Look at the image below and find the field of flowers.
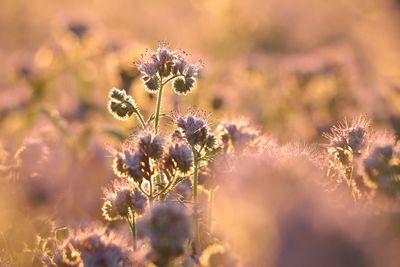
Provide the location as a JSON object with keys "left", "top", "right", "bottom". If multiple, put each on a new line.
{"left": 0, "top": 0, "right": 400, "bottom": 266}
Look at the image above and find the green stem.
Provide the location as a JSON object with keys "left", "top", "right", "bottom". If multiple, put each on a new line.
{"left": 138, "top": 183, "right": 151, "bottom": 198}
{"left": 154, "top": 172, "right": 178, "bottom": 198}
{"left": 135, "top": 110, "right": 146, "bottom": 129}
{"left": 125, "top": 101, "right": 146, "bottom": 129}
{"left": 126, "top": 214, "right": 137, "bottom": 250}
{"left": 154, "top": 82, "right": 163, "bottom": 134}
{"left": 155, "top": 161, "right": 162, "bottom": 193}
{"left": 161, "top": 74, "right": 184, "bottom": 87}
{"left": 149, "top": 176, "right": 154, "bottom": 208}
{"left": 192, "top": 148, "right": 200, "bottom": 254}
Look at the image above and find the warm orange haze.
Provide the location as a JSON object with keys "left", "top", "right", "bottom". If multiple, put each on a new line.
{"left": 0, "top": 0, "right": 400, "bottom": 266}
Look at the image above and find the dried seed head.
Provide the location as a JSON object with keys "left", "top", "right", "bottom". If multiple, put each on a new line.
{"left": 107, "top": 87, "right": 138, "bottom": 120}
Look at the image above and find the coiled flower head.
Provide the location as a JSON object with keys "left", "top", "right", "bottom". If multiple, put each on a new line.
{"left": 135, "top": 43, "right": 202, "bottom": 94}
{"left": 362, "top": 136, "right": 400, "bottom": 197}
{"left": 162, "top": 142, "right": 193, "bottom": 181}
{"left": 137, "top": 132, "right": 164, "bottom": 160}
{"left": 176, "top": 113, "right": 210, "bottom": 147}
{"left": 102, "top": 179, "right": 148, "bottom": 221}
{"left": 217, "top": 118, "right": 268, "bottom": 154}
{"left": 53, "top": 226, "right": 131, "bottom": 267}
{"left": 324, "top": 117, "right": 370, "bottom": 179}
{"left": 107, "top": 87, "right": 138, "bottom": 120}
{"left": 112, "top": 141, "right": 155, "bottom": 184}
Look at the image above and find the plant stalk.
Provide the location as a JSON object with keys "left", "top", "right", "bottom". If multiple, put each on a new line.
{"left": 192, "top": 148, "right": 200, "bottom": 254}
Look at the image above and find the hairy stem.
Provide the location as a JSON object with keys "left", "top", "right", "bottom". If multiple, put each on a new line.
{"left": 135, "top": 110, "right": 146, "bottom": 129}
{"left": 154, "top": 81, "right": 164, "bottom": 134}
{"left": 125, "top": 101, "right": 146, "bottom": 129}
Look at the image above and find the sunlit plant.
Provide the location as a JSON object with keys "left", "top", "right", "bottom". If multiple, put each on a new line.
{"left": 104, "top": 43, "right": 223, "bottom": 264}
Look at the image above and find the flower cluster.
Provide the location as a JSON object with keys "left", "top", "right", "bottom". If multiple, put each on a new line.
{"left": 217, "top": 118, "right": 271, "bottom": 154}
{"left": 101, "top": 44, "right": 247, "bottom": 266}
{"left": 324, "top": 117, "right": 370, "bottom": 171}
{"left": 102, "top": 179, "right": 147, "bottom": 221}
{"left": 112, "top": 136, "right": 158, "bottom": 185}
{"left": 135, "top": 43, "right": 202, "bottom": 95}
{"left": 324, "top": 118, "right": 400, "bottom": 200}
{"left": 52, "top": 227, "right": 132, "bottom": 267}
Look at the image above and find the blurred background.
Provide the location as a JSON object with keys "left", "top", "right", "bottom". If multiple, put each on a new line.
{"left": 1, "top": 0, "right": 400, "bottom": 266}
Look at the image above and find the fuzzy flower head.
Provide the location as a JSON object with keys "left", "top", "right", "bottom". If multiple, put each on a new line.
{"left": 134, "top": 43, "right": 202, "bottom": 95}
{"left": 162, "top": 141, "right": 193, "bottom": 181}
{"left": 323, "top": 117, "right": 371, "bottom": 182}
{"left": 136, "top": 132, "right": 164, "bottom": 160}
{"left": 217, "top": 118, "right": 268, "bottom": 154}
{"left": 112, "top": 140, "right": 155, "bottom": 184}
{"left": 362, "top": 134, "right": 400, "bottom": 197}
{"left": 14, "top": 138, "right": 49, "bottom": 178}
{"left": 102, "top": 179, "right": 148, "bottom": 221}
{"left": 141, "top": 203, "right": 192, "bottom": 266}
{"left": 324, "top": 117, "right": 370, "bottom": 159}
{"left": 200, "top": 244, "right": 240, "bottom": 267}
{"left": 175, "top": 112, "right": 210, "bottom": 147}
{"left": 107, "top": 87, "right": 138, "bottom": 120}
{"left": 53, "top": 226, "right": 131, "bottom": 267}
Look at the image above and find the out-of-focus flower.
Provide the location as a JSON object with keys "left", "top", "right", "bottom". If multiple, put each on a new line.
{"left": 53, "top": 226, "right": 131, "bottom": 267}
{"left": 200, "top": 243, "right": 240, "bottom": 267}
{"left": 141, "top": 203, "right": 192, "bottom": 266}
{"left": 217, "top": 118, "right": 273, "bottom": 154}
